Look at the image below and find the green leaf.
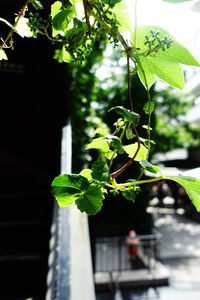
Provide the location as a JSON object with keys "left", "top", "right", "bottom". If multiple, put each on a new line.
{"left": 136, "top": 55, "right": 156, "bottom": 90}
{"left": 70, "top": 0, "right": 82, "bottom": 3}
{"left": 126, "top": 123, "right": 136, "bottom": 140}
{"left": 109, "top": 106, "right": 140, "bottom": 126}
{"left": 165, "top": 176, "right": 200, "bottom": 211}
{"left": 162, "top": 0, "right": 192, "bottom": 3}
{"left": 51, "top": 1, "right": 62, "bottom": 18}
{"left": 51, "top": 174, "right": 89, "bottom": 207}
{"left": 122, "top": 186, "right": 140, "bottom": 201}
{"left": 134, "top": 26, "right": 200, "bottom": 66}
{"left": 106, "top": 135, "right": 124, "bottom": 154}
{"left": 101, "top": 0, "right": 122, "bottom": 4}
{"left": 105, "top": 150, "right": 117, "bottom": 160}
{"left": 122, "top": 189, "right": 136, "bottom": 201}
{"left": 53, "top": 188, "right": 81, "bottom": 207}
{"left": 79, "top": 169, "right": 92, "bottom": 181}
{"left": 142, "top": 125, "right": 152, "bottom": 131}
{"left": 75, "top": 185, "right": 104, "bottom": 215}
{"left": 139, "top": 160, "right": 161, "bottom": 174}
{"left": 94, "top": 127, "right": 108, "bottom": 136}
{"left": 143, "top": 102, "right": 155, "bottom": 114}
{"left": 51, "top": 1, "right": 63, "bottom": 37}
{"left": 136, "top": 53, "right": 184, "bottom": 89}
{"left": 52, "top": 174, "right": 89, "bottom": 190}
{"left": 123, "top": 143, "right": 148, "bottom": 161}
{"left": 133, "top": 26, "right": 200, "bottom": 89}
{"left": 52, "top": 6, "right": 75, "bottom": 31}
{"left": 62, "top": 47, "right": 74, "bottom": 63}
{"left": 86, "top": 137, "right": 109, "bottom": 152}
{"left": 92, "top": 160, "right": 110, "bottom": 183}
{"left": 111, "top": 0, "right": 131, "bottom": 33}
{"left": 29, "top": 0, "right": 43, "bottom": 10}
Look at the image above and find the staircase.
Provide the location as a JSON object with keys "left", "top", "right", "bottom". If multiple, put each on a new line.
{"left": 0, "top": 188, "right": 53, "bottom": 300}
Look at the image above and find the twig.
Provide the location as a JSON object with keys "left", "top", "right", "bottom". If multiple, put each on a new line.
{"left": 83, "top": 0, "right": 92, "bottom": 35}
{"left": 0, "top": 0, "right": 29, "bottom": 51}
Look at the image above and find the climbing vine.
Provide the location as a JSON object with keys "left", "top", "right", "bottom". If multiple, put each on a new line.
{"left": 1, "top": 0, "right": 200, "bottom": 214}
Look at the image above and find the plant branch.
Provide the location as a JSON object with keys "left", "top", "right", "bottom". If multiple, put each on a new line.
{"left": 83, "top": 0, "right": 92, "bottom": 35}
{"left": 114, "top": 175, "right": 164, "bottom": 190}
{"left": 0, "top": 1, "right": 29, "bottom": 51}
{"left": 127, "top": 53, "right": 133, "bottom": 111}
{"left": 111, "top": 127, "right": 141, "bottom": 179}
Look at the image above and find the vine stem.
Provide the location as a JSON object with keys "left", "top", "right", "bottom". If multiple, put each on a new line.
{"left": 0, "top": 1, "right": 29, "bottom": 51}
{"left": 127, "top": 53, "right": 133, "bottom": 111}
{"left": 112, "top": 176, "right": 164, "bottom": 190}
{"left": 83, "top": 0, "right": 92, "bottom": 35}
{"left": 111, "top": 50, "right": 141, "bottom": 179}
{"left": 135, "top": 58, "right": 152, "bottom": 158}
{"left": 133, "top": 0, "right": 138, "bottom": 47}
{"left": 109, "top": 124, "right": 127, "bottom": 169}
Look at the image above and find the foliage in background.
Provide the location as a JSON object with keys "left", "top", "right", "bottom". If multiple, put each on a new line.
{"left": 152, "top": 88, "right": 200, "bottom": 153}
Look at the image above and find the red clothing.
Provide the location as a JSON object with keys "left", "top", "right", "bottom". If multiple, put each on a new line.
{"left": 128, "top": 245, "right": 137, "bottom": 256}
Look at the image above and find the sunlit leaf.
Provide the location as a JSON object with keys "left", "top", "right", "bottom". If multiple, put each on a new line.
{"left": 86, "top": 137, "right": 109, "bottom": 152}
{"left": 105, "top": 150, "right": 117, "bottom": 160}
{"left": 15, "top": 17, "right": 33, "bottom": 38}
{"left": 51, "top": 174, "right": 89, "bottom": 207}
{"left": 51, "top": 1, "right": 63, "bottom": 36}
{"left": 123, "top": 143, "right": 148, "bottom": 161}
{"left": 75, "top": 185, "right": 104, "bottom": 215}
{"left": 165, "top": 176, "right": 200, "bottom": 211}
{"left": 94, "top": 127, "right": 108, "bottom": 136}
{"left": 111, "top": 0, "right": 131, "bottom": 33}
{"left": 62, "top": 47, "right": 74, "bottom": 62}
{"left": 80, "top": 169, "right": 92, "bottom": 181}
{"left": 0, "top": 49, "right": 8, "bottom": 60}
{"left": 133, "top": 26, "right": 200, "bottom": 89}
{"left": 136, "top": 55, "right": 156, "bottom": 90}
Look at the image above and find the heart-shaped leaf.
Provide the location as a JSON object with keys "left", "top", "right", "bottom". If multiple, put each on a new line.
{"left": 51, "top": 174, "right": 89, "bottom": 207}
{"left": 165, "top": 176, "right": 200, "bottom": 211}
{"left": 75, "top": 185, "right": 104, "bottom": 215}
{"left": 133, "top": 26, "right": 200, "bottom": 89}
{"left": 109, "top": 106, "right": 140, "bottom": 126}
{"left": 123, "top": 143, "right": 148, "bottom": 161}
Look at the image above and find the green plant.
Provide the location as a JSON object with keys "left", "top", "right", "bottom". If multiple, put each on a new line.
{"left": 1, "top": 0, "right": 200, "bottom": 214}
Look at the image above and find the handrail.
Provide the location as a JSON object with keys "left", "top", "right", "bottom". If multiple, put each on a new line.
{"left": 46, "top": 122, "right": 96, "bottom": 300}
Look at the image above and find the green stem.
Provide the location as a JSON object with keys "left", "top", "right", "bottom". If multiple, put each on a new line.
{"left": 115, "top": 176, "right": 164, "bottom": 190}
{"left": 133, "top": 0, "right": 138, "bottom": 47}
{"left": 134, "top": 57, "right": 153, "bottom": 180}
{"left": 109, "top": 124, "right": 127, "bottom": 169}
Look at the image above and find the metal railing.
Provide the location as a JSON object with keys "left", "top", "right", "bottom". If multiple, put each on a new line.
{"left": 95, "top": 233, "right": 161, "bottom": 275}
